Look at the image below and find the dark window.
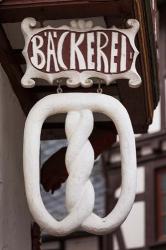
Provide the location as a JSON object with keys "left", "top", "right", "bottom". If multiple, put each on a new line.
{"left": 156, "top": 168, "right": 166, "bottom": 240}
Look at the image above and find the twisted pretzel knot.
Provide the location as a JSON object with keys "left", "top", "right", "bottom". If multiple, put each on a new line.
{"left": 23, "top": 93, "right": 137, "bottom": 236}
{"left": 65, "top": 110, "right": 95, "bottom": 223}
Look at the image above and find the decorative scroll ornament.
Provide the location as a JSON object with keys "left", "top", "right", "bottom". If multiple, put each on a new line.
{"left": 21, "top": 18, "right": 141, "bottom": 88}
{"left": 23, "top": 93, "right": 137, "bottom": 236}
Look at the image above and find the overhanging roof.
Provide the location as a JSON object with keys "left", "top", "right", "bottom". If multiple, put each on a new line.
{"left": 0, "top": 0, "right": 159, "bottom": 137}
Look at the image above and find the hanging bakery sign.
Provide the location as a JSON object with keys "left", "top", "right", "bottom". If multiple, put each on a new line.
{"left": 21, "top": 18, "right": 141, "bottom": 88}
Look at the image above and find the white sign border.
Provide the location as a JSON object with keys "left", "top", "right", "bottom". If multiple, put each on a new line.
{"left": 21, "top": 18, "right": 141, "bottom": 88}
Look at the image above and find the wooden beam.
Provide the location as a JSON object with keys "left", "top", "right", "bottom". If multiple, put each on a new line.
{"left": 0, "top": 24, "right": 35, "bottom": 115}
{"left": 117, "top": 80, "right": 149, "bottom": 133}
{"left": 41, "top": 121, "right": 117, "bottom": 140}
{"left": 134, "top": 0, "right": 155, "bottom": 120}
{"left": 0, "top": 0, "right": 132, "bottom": 23}
{"left": 42, "top": 231, "right": 94, "bottom": 242}
{"left": 33, "top": 84, "right": 118, "bottom": 96}
{"left": 159, "top": 7, "right": 166, "bottom": 129}
{"left": 104, "top": 130, "right": 166, "bottom": 170}
{"left": 12, "top": 49, "right": 25, "bottom": 65}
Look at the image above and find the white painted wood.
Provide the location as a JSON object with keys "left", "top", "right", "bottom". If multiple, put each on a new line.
{"left": 41, "top": 241, "right": 60, "bottom": 250}
{"left": 148, "top": 100, "right": 161, "bottom": 133}
{"left": 141, "top": 146, "right": 153, "bottom": 156}
{"left": 115, "top": 166, "right": 145, "bottom": 197}
{"left": 136, "top": 167, "right": 145, "bottom": 194}
{"left": 66, "top": 237, "right": 98, "bottom": 250}
{"left": 121, "top": 202, "right": 145, "bottom": 248}
{"left": 110, "top": 32, "right": 118, "bottom": 73}
{"left": 23, "top": 93, "right": 137, "bottom": 236}
{"left": 113, "top": 235, "right": 120, "bottom": 250}
{"left": 120, "top": 35, "right": 127, "bottom": 71}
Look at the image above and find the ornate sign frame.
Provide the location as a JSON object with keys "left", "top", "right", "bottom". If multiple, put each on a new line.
{"left": 21, "top": 18, "right": 141, "bottom": 88}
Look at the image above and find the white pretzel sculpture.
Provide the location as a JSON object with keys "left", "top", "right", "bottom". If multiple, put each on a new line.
{"left": 23, "top": 93, "right": 137, "bottom": 236}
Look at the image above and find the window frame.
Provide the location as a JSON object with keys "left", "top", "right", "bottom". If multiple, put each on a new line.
{"left": 156, "top": 168, "right": 166, "bottom": 241}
